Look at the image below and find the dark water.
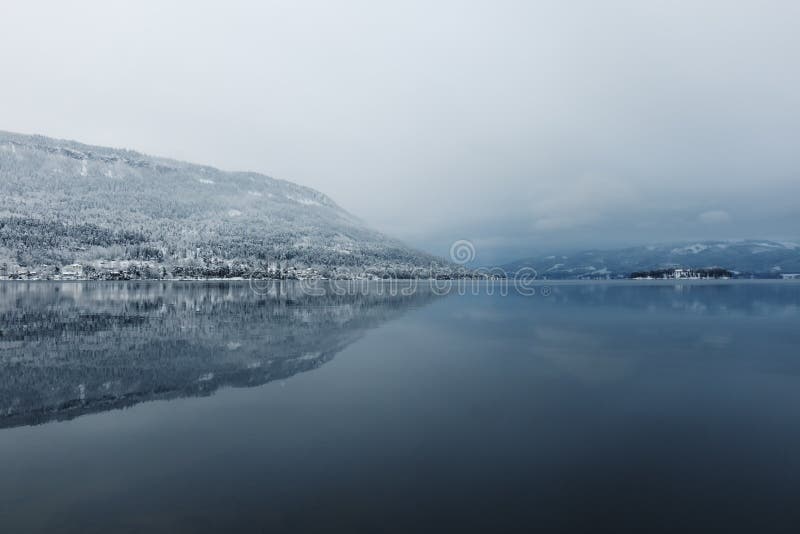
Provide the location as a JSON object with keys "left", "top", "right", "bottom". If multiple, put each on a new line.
{"left": 1, "top": 281, "right": 800, "bottom": 533}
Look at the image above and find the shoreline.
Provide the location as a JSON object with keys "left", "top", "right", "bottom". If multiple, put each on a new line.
{"left": 1, "top": 278, "right": 797, "bottom": 284}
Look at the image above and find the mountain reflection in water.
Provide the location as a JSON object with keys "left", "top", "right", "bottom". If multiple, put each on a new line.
{"left": 0, "top": 281, "right": 438, "bottom": 428}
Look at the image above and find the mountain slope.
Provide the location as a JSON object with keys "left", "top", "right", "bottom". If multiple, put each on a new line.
{"left": 0, "top": 130, "right": 449, "bottom": 278}
{"left": 502, "top": 240, "right": 800, "bottom": 279}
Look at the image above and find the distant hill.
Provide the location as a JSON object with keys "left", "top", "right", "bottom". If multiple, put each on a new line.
{"left": 501, "top": 240, "right": 800, "bottom": 279}
{"left": 0, "top": 130, "right": 451, "bottom": 279}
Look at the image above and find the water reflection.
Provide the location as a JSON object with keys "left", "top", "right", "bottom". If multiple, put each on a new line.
{"left": 2, "top": 281, "right": 800, "bottom": 532}
{"left": 450, "top": 281, "right": 800, "bottom": 384}
{"left": 0, "top": 281, "right": 438, "bottom": 428}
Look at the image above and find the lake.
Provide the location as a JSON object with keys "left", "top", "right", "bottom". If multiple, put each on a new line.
{"left": 1, "top": 280, "right": 800, "bottom": 533}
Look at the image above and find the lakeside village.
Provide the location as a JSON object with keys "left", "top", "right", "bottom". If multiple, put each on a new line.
{"left": 629, "top": 268, "right": 800, "bottom": 280}
{"left": 631, "top": 267, "right": 736, "bottom": 280}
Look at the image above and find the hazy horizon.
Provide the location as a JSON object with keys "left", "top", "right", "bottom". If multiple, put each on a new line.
{"left": 3, "top": 1, "right": 799, "bottom": 264}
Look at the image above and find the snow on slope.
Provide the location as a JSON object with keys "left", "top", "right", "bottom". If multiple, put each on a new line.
{"left": 0, "top": 130, "right": 449, "bottom": 277}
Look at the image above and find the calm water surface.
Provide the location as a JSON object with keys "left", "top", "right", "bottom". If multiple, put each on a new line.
{"left": 1, "top": 281, "right": 800, "bottom": 533}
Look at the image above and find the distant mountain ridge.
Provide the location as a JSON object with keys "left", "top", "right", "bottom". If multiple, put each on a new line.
{"left": 0, "top": 130, "right": 452, "bottom": 279}
{"left": 501, "top": 240, "right": 800, "bottom": 279}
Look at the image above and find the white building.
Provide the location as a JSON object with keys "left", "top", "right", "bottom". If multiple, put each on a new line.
{"left": 673, "top": 268, "right": 701, "bottom": 279}
{"left": 61, "top": 264, "right": 84, "bottom": 278}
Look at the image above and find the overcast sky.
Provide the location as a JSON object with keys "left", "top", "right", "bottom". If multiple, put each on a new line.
{"left": 2, "top": 0, "right": 799, "bottom": 264}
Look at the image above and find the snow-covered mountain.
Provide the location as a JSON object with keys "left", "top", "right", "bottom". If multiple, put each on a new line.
{"left": 501, "top": 240, "right": 800, "bottom": 279}
{"left": 0, "top": 130, "right": 450, "bottom": 278}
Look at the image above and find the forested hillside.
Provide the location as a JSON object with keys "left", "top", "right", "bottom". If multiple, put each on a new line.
{"left": 0, "top": 131, "right": 451, "bottom": 279}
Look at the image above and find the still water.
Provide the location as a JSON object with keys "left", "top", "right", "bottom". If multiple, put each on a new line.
{"left": 1, "top": 281, "right": 799, "bottom": 533}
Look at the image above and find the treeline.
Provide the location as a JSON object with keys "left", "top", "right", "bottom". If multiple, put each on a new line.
{"left": 0, "top": 217, "right": 147, "bottom": 248}
{"left": 0, "top": 214, "right": 454, "bottom": 277}
{"left": 0, "top": 217, "right": 149, "bottom": 266}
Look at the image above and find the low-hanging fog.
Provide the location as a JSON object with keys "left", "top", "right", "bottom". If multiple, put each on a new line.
{"left": 2, "top": 0, "right": 798, "bottom": 264}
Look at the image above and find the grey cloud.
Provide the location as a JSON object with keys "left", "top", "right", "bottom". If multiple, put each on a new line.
{"left": 699, "top": 211, "right": 732, "bottom": 225}
{"left": 1, "top": 0, "right": 798, "bottom": 264}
